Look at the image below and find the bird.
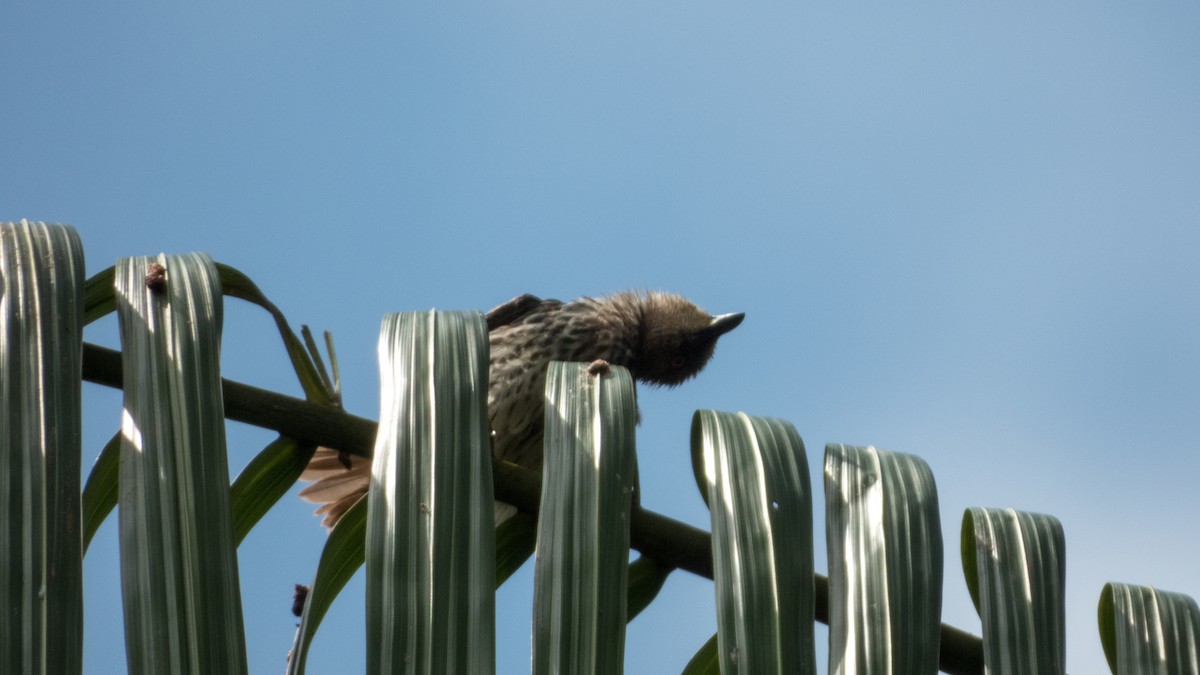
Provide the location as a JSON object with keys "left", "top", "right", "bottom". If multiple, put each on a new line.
{"left": 298, "top": 290, "right": 744, "bottom": 528}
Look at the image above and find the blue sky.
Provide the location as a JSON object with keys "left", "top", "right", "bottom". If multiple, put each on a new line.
{"left": 4, "top": 3, "right": 1198, "bottom": 673}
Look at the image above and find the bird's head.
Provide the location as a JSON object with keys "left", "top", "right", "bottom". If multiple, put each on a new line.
{"left": 630, "top": 292, "right": 744, "bottom": 387}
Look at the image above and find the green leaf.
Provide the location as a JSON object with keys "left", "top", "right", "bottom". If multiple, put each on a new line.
{"left": 83, "top": 265, "right": 116, "bottom": 325}
{"left": 230, "top": 436, "right": 317, "bottom": 544}
{"left": 0, "top": 221, "right": 85, "bottom": 675}
{"left": 680, "top": 634, "right": 720, "bottom": 675}
{"left": 533, "top": 361, "right": 638, "bottom": 675}
{"left": 625, "top": 556, "right": 672, "bottom": 624}
{"left": 301, "top": 324, "right": 338, "bottom": 399}
{"left": 1099, "top": 584, "right": 1116, "bottom": 672}
{"left": 87, "top": 262, "right": 335, "bottom": 405}
{"left": 115, "top": 252, "right": 248, "bottom": 674}
{"left": 287, "top": 497, "right": 367, "bottom": 675}
{"left": 1098, "top": 582, "right": 1200, "bottom": 674}
{"left": 824, "top": 444, "right": 943, "bottom": 674}
{"left": 961, "top": 513, "right": 982, "bottom": 614}
{"left": 215, "top": 262, "right": 333, "bottom": 405}
{"left": 695, "top": 411, "right": 815, "bottom": 675}
{"left": 82, "top": 433, "right": 121, "bottom": 553}
{"left": 689, "top": 420, "right": 712, "bottom": 510}
{"left": 495, "top": 512, "right": 538, "bottom": 586}
{"left": 962, "top": 507, "right": 1065, "bottom": 673}
{"left": 365, "top": 311, "right": 495, "bottom": 674}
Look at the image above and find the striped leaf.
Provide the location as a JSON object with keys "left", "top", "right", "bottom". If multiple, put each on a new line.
{"left": 1099, "top": 582, "right": 1200, "bottom": 674}
{"left": 0, "top": 221, "right": 85, "bottom": 675}
{"left": 825, "top": 444, "right": 943, "bottom": 674}
{"left": 695, "top": 410, "right": 816, "bottom": 675}
{"left": 962, "top": 507, "right": 1065, "bottom": 674}
{"left": 115, "top": 252, "right": 247, "bottom": 674}
{"left": 533, "top": 361, "right": 638, "bottom": 675}
{"left": 365, "top": 310, "right": 494, "bottom": 674}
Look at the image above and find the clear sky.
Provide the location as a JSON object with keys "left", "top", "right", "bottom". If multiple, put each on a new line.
{"left": 4, "top": 3, "right": 1198, "bottom": 673}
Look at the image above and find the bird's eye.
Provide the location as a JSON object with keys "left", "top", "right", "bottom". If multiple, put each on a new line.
{"left": 670, "top": 355, "right": 686, "bottom": 368}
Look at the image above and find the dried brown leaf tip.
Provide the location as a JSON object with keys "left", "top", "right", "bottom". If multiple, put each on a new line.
{"left": 587, "top": 359, "right": 612, "bottom": 376}
{"left": 145, "top": 263, "right": 167, "bottom": 293}
{"left": 291, "top": 583, "right": 309, "bottom": 617}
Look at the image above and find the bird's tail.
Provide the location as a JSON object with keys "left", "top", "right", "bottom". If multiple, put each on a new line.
{"left": 298, "top": 448, "right": 371, "bottom": 529}
{"left": 300, "top": 447, "right": 519, "bottom": 529}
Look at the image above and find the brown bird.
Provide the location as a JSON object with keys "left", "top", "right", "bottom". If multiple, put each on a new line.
{"left": 298, "top": 291, "right": 744, "bottom": 527}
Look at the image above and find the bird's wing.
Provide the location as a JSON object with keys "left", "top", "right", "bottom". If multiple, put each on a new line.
{"left": 486, "top": 293, "right": 558, "bottom": 331}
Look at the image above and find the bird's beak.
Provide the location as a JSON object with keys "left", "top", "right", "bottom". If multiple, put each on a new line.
{"left": 703, "top": 312, "right": 745, "bottom": 338}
